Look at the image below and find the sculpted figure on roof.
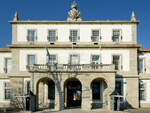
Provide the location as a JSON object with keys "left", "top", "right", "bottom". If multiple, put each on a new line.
{"left": 67, "top": 1, "right": 82, "bottom": 21}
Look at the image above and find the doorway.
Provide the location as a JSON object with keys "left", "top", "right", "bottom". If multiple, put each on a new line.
{"left": 64, "top": 78, "right": 82, "bottom": 108}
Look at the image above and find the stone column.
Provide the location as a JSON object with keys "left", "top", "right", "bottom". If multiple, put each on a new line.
{"left": 81, "top": 82, "right": 91, "bottom": 110}
{"left": 64, "top": 86, "right": 67, "bottom": 108}
{"left": 38, "top": 82, "right": 44, "bottom": 107}
{"left": 55, "top": 84, "right": 64, "bottom": 111}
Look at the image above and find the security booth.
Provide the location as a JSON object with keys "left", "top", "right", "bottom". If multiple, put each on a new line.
{"left": 29, "top": 91, "right": 36, "bottom": 112}
{"left": 26, "top": 96, "right": 30, "bottom": 110}
{"left": 110, "top": 95, "right": 124, "bottom": 111}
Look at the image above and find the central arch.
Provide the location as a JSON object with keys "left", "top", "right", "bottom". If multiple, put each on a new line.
{"left": 64, "top": 78, "right": 82, "bottom": 108}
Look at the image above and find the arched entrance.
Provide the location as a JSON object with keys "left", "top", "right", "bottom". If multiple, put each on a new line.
{"left": 36, "top": 77, "right": 55, "bottom": 109}
{"left": 91, "top": 78, "right": 107, "bottom": 109}
{"left": 64, "top": 78, "right": 82, "bottom": 108}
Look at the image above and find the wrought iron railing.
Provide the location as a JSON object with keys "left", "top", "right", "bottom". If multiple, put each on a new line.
{"left": 26, "top": 64, "right": 115, "bottom": 72}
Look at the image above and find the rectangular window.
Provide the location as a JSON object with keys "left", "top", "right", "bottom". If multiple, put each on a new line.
{"left": 27, "top": 30, "right": 36, "bottom": 42}
{"left": 28, "top": 55, "right": 35, "bottom": 65}
{"left": 112, "top": 30, "right": 120, "bottom": 43}
{"left": 113, "top": 55, "right": 120, "bottom": 70}
{"left": 48, "top": 30, "right": 56, "bottom": 43}
{"left": 48, "top": 55, "right": 56, "bottom": 64}
{"left": 70, "top": 30, "right": 78, "bottom": 43}
{"left": 5, "top": 58, "right": 11, "bottom": 73}
{"left": 92, "top": 55, "right": 99, "bottom": 64}
{"left": 70, "top": 55, "right": 79, "bottom": 64}
{"left": 91, "top": 30, "right": 99, "bottom": 42}
{"left": 139, "top": 81, "right": 146, "bottom": 100}
{"left": 4, "top": 82, "right": 10, "bottom": 100}
{"left": 92, "top": 55, "right": 99, "bottom": 69}
{"left": 138, "top": 58, "right": 144, "bottom": 73}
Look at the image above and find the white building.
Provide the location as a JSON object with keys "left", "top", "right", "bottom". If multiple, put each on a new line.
{"left": 0, "top": 2, "right": 150, "bottom": 111}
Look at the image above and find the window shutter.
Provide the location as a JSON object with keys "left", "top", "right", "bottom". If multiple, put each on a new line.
{"left": 120, "top": 30, "right": 122, "bottom": 40}
{"left": 56, "top": 30, "right": 58, "bottom": 41}
{"left": 78, "top": 30, "right": 80, "bottom": 41}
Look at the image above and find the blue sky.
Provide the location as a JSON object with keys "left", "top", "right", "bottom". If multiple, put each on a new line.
{"left": 0, "top": 0, "right": 150, "bottom": 48}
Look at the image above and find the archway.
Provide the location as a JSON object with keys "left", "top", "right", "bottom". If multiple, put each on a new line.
{"left": 36, "top": 77, "right": 55, "bottom": 109}
{"left": 91, "top": 78, "right": 107, "bottom": 109}
{"left": 64, "top": 78, "right": 82, "bottom": 108}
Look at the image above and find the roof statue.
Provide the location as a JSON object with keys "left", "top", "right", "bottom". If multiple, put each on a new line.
{"left": 13, "top": 11, "right": 19, "bottom": 21}
{"left": 131, "top": 11, "right": 136, "bottom": 22}
{"left": 67, "top": 1, "right": 82, "bottom": 21}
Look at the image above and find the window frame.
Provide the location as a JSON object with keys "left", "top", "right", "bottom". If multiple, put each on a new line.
{"left": 138, "top": 57, "right": 146, "bottom": 74}
{"left": 27, "top": 29, "right": 37, "bottom": 43}
{"left": 27, "top": 54, "right": 36, "bottom": 66}
{"left": 47, "top": 29, "right": 58, "bottom": 43}
{"left": 4, "top": 82, "right": 10, "bottom": 100}
{"left": 4, "top": 57, "right": 11, "bottom": 73}
{"left": 47, "top": 54, "right": 58, "bottom": 65}
{"left": 69, "top": 29, "right": 80, "bottom": 43}
{"left": 91, "top": 29, "right": 101, "bottom": 43}
{"left": 69, "top": 54, "right": 80, "bottom": 64}
{"left": 112, "top": 29, "right": 122, "bottom": 43}
{"left": 139, "top": 81, "right": 146, "bottom": 101}
{"left": 112, "top": 54, "right": 122, "bottom": 71}
{"left": 91, "top": 54, "right": 101, "bottom": 64}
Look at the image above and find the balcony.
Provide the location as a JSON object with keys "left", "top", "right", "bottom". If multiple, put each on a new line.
{"left": 26, "top": 64, "right": 115, "bottom": 73}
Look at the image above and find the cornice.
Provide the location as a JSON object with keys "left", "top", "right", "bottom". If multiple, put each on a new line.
{"left": 0, "top": 48, "right": 11, "bottom": 52}
{"left": 138, "top": 48, "right": 150, "bottom": 53}
{"left": 8, "top": 43, "right": 141, "bottom": 49}
{"left": 9, "top": 20, "right": 139, "bottom": 24}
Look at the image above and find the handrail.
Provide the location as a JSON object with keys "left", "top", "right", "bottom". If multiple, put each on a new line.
{"left": 26, "top": 64, "right": 115, "bottom": 72}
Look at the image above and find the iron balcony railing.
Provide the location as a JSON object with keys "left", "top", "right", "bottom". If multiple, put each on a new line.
{"left": 26, "top": 64, "right": 115, "bottom": 72}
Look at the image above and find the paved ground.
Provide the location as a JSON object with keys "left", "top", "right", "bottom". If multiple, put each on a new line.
{"left": 125, "top": 108, "right": 150, "bottom": 113}
{"left": 1, "top": 108, "right": 150, "bottom": 113}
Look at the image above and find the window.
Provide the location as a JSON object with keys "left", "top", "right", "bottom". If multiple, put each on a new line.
{"left": 92, "top": 55, "right": 99, "bottom": 64}
{"left": 138, "top": 58, "right": 145, "bottom": 73}
{"left": 139, "top": 81, "right": 146, "bottom": 100}
{"left": 112, "top": 30, "right": 120, "bottom": 43}
{"left": 91, "top": 30, "right": 99, "bottom": 42}
{"left": 48, "top": 30, "right": 56, "bottom": 43}
{"left": 28, "top": 55, "right": 35, "bottom": 65}
{"left": 112, "top": 55, "right": 121, "bottom": 70}
{"left": 70, "top": 55, "right": 79, "bottom": 64}
{"left": 48, "top": 55, "right": 56, "bottom": 64}
{"left": 5, "top": 58, "right": 11, "bottom": 73}
{"left": 4, "top": 82, "right": 10, "bottom": 99}
{"left": 70, "top": 30, "right": 78, "bottom": 43}
{"left": 115, "top": 80, "right": 123, "bottom": 95}
{"left": 26, "top": 81, "right": 30, "bottom": 95}
{"left": 27, "top": 30, "right": 36, "bottom": 42}
{"left": 92, "top": 55, "right": 99, "bottom": 69}
{"left": 92, "top": 81, "right": 101, "bottom": 100}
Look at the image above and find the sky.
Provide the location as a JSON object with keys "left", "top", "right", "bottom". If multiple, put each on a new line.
{"left": 0, "top": 0, "right": 150, "bottom": 48}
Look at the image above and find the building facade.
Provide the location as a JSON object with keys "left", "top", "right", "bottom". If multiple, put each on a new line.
{"left": 0, "top": 2, "right": 150, "bottom": 111}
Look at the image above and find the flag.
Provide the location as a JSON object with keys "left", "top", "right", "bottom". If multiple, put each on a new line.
{"left": 46, "top": 48, "right": 50, "bottom": 59}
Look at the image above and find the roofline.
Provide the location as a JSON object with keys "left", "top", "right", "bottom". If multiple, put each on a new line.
{"left": 9, "top": 20, "right": 139, "bottom": 24}
{"left": 139, "top": 48, "right": 150, "bottom": 52}
{"left": 0, "top": 48, "right": 11, "bottom": 52}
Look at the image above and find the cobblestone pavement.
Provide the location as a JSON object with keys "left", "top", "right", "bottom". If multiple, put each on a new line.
{"left": 1, "top": 108, "right": 150, "bottom": 113}
{"left": 124, "top": 108, "right": 150, "bottom": 113}
{"left": 35, "top": 109, "right": 123, "bottom": 113}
